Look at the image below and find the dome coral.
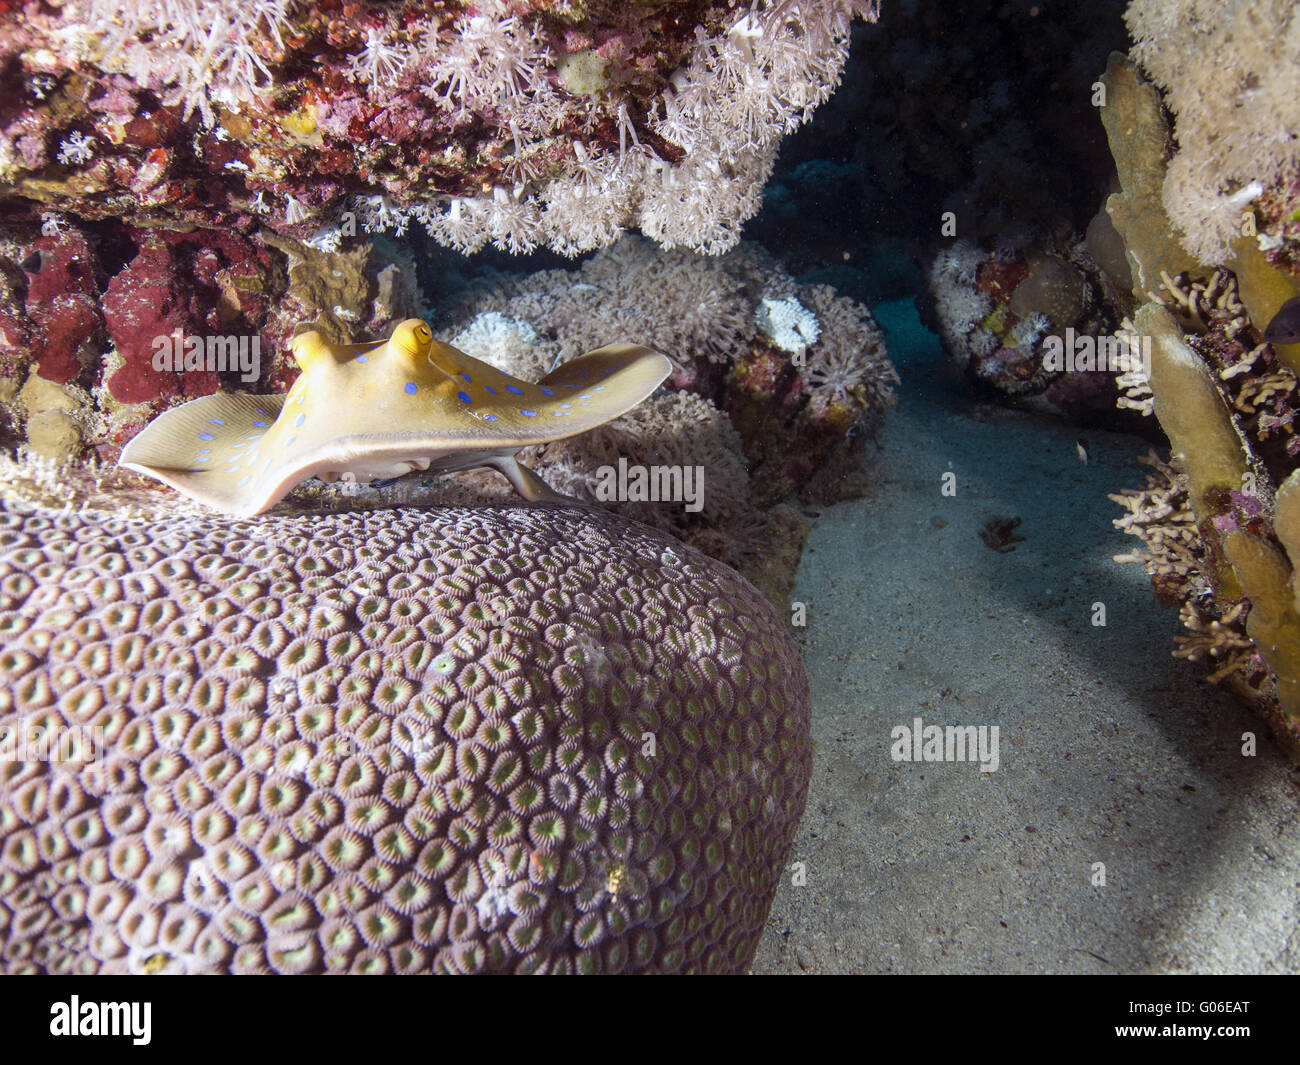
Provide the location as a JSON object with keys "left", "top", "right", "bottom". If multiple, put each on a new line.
{"left": 0, "top": 500, "right": 812, "bottom": 973}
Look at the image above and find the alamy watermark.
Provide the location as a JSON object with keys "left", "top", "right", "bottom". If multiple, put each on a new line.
{"left": 890, "top": 716, "right": 1000, "bottom": 773}
{"left": 594, "top": 458, "right": 704, "bottom": 513}
{"left": 1041, "top": 327, "right": 1150, "bottom": 376}
{"left": 0, "top": 722, "right": 104, "bottom": 762}
{"left": 152, "top": 331, "right": 261, "bottom": 382}
{"left": 50, "top": 997, "right": 151, "bottom": 1045}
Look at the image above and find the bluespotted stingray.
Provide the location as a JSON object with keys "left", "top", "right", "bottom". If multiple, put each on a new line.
{"left": 119, "top": 319, "right": 671, "bottom": 516}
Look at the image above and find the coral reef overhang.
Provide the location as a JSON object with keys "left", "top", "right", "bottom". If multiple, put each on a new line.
{"left": 0, "top": 0, "right": 880, "bottom": 257}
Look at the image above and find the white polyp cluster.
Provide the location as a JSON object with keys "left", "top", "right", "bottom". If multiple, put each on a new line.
{"left": 755, "top": 296, "right": 821, "bottom": 353}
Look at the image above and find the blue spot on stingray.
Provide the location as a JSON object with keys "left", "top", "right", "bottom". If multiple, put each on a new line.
{"left": 600, "top": 369, "right": 615, "bottom": 375}
{"left": 294, "top": 413, "right": 305, "bottom": 427}
{"left": 539, "top": 387, "right": 555, "bottom": 396}
{"left": 237, "top": 476, "right": 251, "bottom": 488}
{"left": 198, "top": 432, "right": 214, "bottom": 441}
{"left": 404, "top": 382, "right": 417, "bottom": 395}
{"left": 520, "top": 409, "right": 537, "bottom": 417}
{"left": 485, "top": 386, "right": 497, "bottom": 395}
{"left": 286, "top": 436, "right": 296, "bottom": 447}
{"left": 459, "top": 372, "right": 472, "bottom": 382}
{"left": 505, "top": 385, "right": 523, "bottom": 395}
{"left": 264, "top": 458, "right": 272, "bottom": 470}
{"left": 356, "top": 355, "right": 368, "bottom": 362}
{"left": 209, "top": 418, "right": 225, "bottom": 425}
{"left": 255, "top": 408, "right": 268, "bottom": 415}
{"left": 252, "top": 420, "right": 268, "bottom": 428}
{"left": 231, "top": 442, "right": 246, "bottom": 450}
{"left": 483, "top": 414, "right": 499, "bottom": 422}
{"left": 457, "top": 391, "right": 471, "bottom": 404}
{"left": 594, "top": 386, "right": 606, "bottom": 391}
{"left": 557, "top": 403, "right": 571, "bottom": 408}
{"left": 552, "top": 412, "right": 571, "bottom": 417}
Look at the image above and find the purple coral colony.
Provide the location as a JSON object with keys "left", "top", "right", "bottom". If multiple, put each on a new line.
{"left": 0, "top": 0, "right": 1297, "bottom": 983}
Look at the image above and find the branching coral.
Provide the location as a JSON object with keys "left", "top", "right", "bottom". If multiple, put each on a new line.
{"left": 1144, "top": 268, "right": 1300, "bottom": 468}
{"left": 1113, "top": 316, "right": 1154, "bottom": 415}
{"left": 1174, "top": 600, "right": 1262, "bottom": 685}
{"left": 1110, "top": 451, "right": 1203, "bottom": 602}
{"left": 1149, "top": 269, "right": 1250, "bottom": 337}
{"left": 1110, "top": 452, "right": 1274, "bottom": 692}
{"left": 1108, "top": 270, "right": 1300, "bottom": 755}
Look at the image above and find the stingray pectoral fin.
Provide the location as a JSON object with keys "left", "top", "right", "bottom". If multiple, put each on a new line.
{"left": 118, "top": 392, "right": 288, "bottom": 514}
{"left": 539, "top": 344, "right": 672, "bottom": 411}
{"left": 484, "top": 455, "right": 578, "bottom": 504}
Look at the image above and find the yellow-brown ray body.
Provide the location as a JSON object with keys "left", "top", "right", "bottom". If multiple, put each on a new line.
{"left": 119, "top": 319, "right": 671, "bottom": 516}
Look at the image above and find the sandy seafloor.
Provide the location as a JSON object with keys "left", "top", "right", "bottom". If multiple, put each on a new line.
{"left": 750, "top": 299, "right": 1300, "bottom": 974}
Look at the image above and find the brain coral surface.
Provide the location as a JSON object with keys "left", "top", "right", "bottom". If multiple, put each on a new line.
{"left": 0, "top": 502, "right": 810, "bottom": 974}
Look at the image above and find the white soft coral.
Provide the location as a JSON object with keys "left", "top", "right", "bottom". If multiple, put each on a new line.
{"left": 344, "top": 26, "right": 411, "bottom": 96}
{"left": 57, "top": 131, "right": 96, "bottom": 165}
{"left": 78, "top": 0, "right": 291, "bottom": 124}
{"left": 422, "top": 1, "right": 547, "bottom": 110}
{"left": 351, "top": 193, "right": 412, "bottom": 236}
{"left": 638, "top": 0, "right": 875, "bottom": 254}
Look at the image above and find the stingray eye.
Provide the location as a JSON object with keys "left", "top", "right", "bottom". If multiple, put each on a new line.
{"left": 416, "top": 324, "right": 430, "bottom": 339}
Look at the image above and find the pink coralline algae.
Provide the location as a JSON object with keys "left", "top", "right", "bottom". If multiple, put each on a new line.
{"left": 100, "top": 229, "right": 277, "bottom": 405}
{"left": 23, "top": 228, "right": 104, "bottom": 385}
{"left": 0, "top": 0, "right": 879, "bottom": 256}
